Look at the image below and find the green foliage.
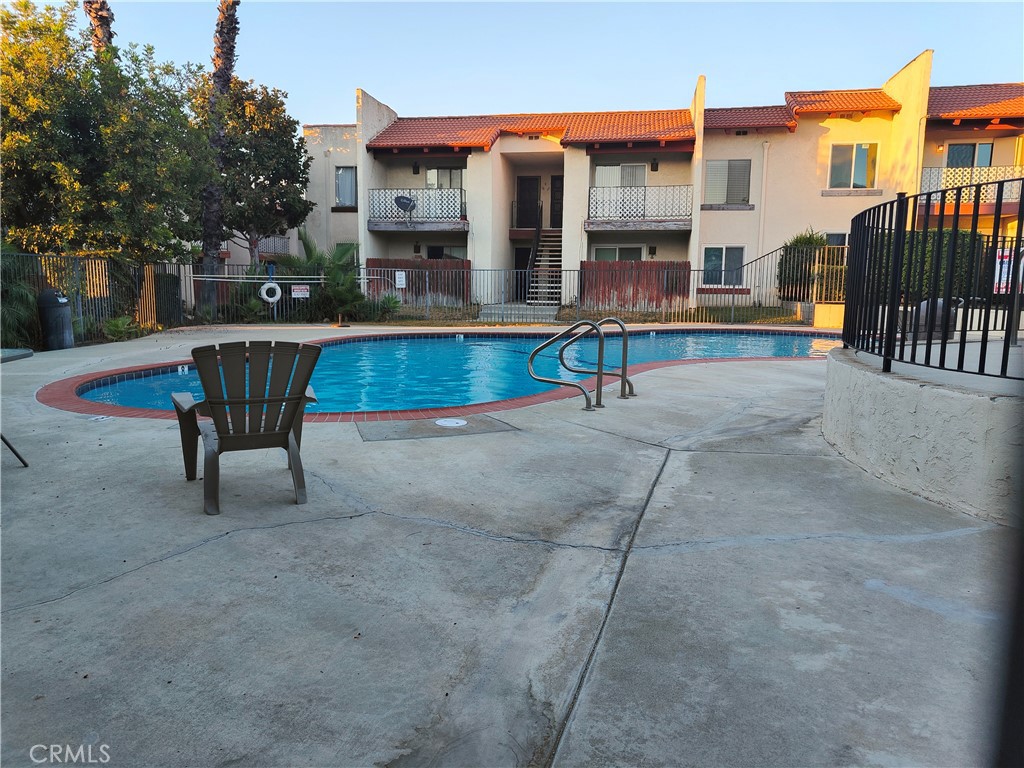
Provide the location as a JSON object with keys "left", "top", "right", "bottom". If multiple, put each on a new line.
{"left": 0, "top": 256, "right": 41, "bottom": 349}
{"left": 777, "top": 228, "right": 829, "bottom": 302}
{"left": 194, "top": 77, "right": 314, "bottom": 261}
{"left": 901, "top": 229, "right": 983, "bottom": 300}
{"left": 283, "top": 230, "right": 365, "bottom": 321}
{"left": 102, "top": 315, "right": 143, "bottom": 341}
{"left": 1, "top": 1, "right": 210, "bottom": 261}
{"left": 783, "top": 227, "right": 828, "bottom": 249}
{"left": 362, "top": 293, "right": 402, "bottom": 322}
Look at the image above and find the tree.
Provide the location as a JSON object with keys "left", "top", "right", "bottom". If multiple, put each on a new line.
{"left": 1, "top": 0, "right": 96, "bottom": 254}
{"left": 82, "top": 0, "right": 114, "bottom": 54}
{"left": 0, "top": 0, "right": 209, "bottom": 260}
{"left": 199, "top": 0, "right": 241, "bottom": 309}
{"left": 215, "top": 78, "right": 313, "bottom": 263}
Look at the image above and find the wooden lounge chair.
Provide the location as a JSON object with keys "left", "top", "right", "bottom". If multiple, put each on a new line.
{"left": 172, "top": 340, "right": 321, "bottom": 515}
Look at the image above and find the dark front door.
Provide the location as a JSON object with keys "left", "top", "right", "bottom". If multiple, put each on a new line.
{"left": 550, "top": 175, "right": 564, "bottom": 229}
{"left": 516, "top": 176, "right": 540, "bottom": 228}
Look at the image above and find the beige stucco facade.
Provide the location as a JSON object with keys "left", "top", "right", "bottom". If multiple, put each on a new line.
{"left": 294, "top": 52, "right": 1021, "bottom": 286}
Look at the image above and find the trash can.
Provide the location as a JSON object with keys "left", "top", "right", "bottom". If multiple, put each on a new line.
{"left": 37, "top": 289, "right": 74, "bottom": 350}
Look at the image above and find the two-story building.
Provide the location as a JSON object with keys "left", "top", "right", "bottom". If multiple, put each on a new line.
{"left": 298, "top": 50, "right": 1023, "bottom": 310}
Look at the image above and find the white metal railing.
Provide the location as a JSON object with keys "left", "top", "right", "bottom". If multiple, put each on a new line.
{"left": 368, "top": 188, "right": 466, "bottom": 221}
{"left": 258, "top": 235, "right": 290, "bottom": 254}
{"left": 588, "top": 185, "right": 693, "bottom": 220}
{"left": 920, "top": 166, "right": 1024, "bottom": 202}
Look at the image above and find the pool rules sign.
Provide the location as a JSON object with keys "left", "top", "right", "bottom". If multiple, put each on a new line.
{"left": 291, "top": 284, "right": 310, "bottom": 299}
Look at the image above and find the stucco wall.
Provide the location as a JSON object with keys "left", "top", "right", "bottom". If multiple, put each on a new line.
{"left": 302, "top": 124, "right": 359, "bottom": 254}
{"left": 823, "top": 348, "right": 1023, "bottom": 526}
{"left": 356, "top": 90, "right": 399, "bottom": 264}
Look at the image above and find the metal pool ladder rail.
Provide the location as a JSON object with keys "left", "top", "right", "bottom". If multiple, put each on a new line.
{"left": 527, "top": 318, "right": 636, "bottom": 411}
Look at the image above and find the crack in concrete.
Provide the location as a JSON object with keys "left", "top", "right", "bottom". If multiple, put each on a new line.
{"left": 542, "top": 447, "right": 673, "bottom": 768}
{"left": 4, "top": 480, "right": 623, "bottom": 615}
{"left": 633, "top": 525, "right": 998, "bottom": 553}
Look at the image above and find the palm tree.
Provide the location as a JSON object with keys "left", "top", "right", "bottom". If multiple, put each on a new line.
{"left": 199, "top": 0, "right": 240, "bottom": 316}
{"left": 82, "top": 0, "right": 115, "bottom": 54}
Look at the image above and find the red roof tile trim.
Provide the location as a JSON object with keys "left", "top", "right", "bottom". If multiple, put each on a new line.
{"left": 927, "top": 83, "right": 1024, "bottom": 119}
{"left": 704, "top": 106, "right": 796, "bottom": 130}
{"left": 784, "top": 89, "right": 901, "bottom": 114}
{"left": 366, "top": 110, "right": 695, "bottom": 150}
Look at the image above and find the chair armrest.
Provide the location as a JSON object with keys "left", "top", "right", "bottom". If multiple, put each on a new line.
{"left": 171, "top": 392, "right": 197, "bottom": 414}
{"left": 172, "top": 392, "right": 211, "bottom": 417}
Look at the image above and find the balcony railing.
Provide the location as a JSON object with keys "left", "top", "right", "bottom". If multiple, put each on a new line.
{"left": 920, "top": 166, "right": 1024, "bottom": 202}
{"left": 258, "top": 235, "right": 290, "bottom": 254}
{"left": 368, "top": 188, "right": 466, "bottom": 221}
{"left": 588, "top": 185, "right": 693, "bottom": 220}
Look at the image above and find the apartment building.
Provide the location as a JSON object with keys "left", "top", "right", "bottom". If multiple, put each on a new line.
{"left": 300, "top": 50, "right": 1023, "bottom": 295}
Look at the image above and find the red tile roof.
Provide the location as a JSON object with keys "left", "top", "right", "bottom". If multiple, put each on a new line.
{"left": 784, "top": 89, "right": 901, "bottom": 114}
{"left": 704, "top": 105, "right": 796, "bottom": 130}
{"left": 366, "top": 110, "right": 694, "bottom": 150}
{"left": 927, "top": 83, "right": 1024, "bottom": 119}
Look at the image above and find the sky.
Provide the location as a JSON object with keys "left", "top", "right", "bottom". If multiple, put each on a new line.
{"left": 76, "top": 1, "right": 1024, "bottom": 128}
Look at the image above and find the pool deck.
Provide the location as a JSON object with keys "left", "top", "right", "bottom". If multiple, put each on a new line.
{"left": 1, "top": 323, "right": 1018, "bottom": 767}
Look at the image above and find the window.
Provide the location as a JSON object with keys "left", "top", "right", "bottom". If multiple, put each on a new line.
{"left": 426, "top": 168, "right": 463, "bottom": 189}
{"left": 947, "top": 143, "right": 993, "bottom": 168}
{"left": 826, "top": 233, "right": 848, "bottom": 247}
{"left": 593, "top": 245, "right": 643, "bottom": 262}
{"left": 703, "top": 246, "right": 744, "bottom": 285}
{"left": 828, "top": 144, "right": 877, "bottom": 189}
{"left": 335, "top": 167, "right": 357, "bottom": 208}
{"left": 426, "top": 245, "right": 467, "bottom": 260}
{"left": 595, "top": 164, "right": 646, "bottom": 187}
{"left": 705, "top": 159, "right": 751, "bottom": 204}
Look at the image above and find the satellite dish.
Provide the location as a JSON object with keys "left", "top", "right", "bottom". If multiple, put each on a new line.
{"left": 394, "top": 196, "right": 416, "bottom": 213}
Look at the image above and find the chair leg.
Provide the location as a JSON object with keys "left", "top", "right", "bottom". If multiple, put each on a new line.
{"left": 287, "top": 432, "right": 307, "bottom": 505}
{"left": 176, "top": 412, "right": 200, "bottom": 481}
{"left": 202, "top": 439, "right": 221, "bottom": 516}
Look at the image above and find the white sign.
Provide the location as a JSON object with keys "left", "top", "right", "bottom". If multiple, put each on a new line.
{"left": 291, "top": 284, "right": 310, "bottom": 299}
{"left": 994, "top": 249, "right": 1022, "bottom": 295}
{"left": 395, "top": 271, "right": 407, "bottom": 289}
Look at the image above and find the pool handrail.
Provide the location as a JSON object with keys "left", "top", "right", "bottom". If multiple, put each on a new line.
{"left": 557, "top": 317, "right": 635, "bottom": 400}
{"left": 527, "top": 320, "right": 606, "bottom": 410}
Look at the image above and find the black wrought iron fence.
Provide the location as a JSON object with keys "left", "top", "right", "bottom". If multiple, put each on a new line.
{"left": 843, "top": 178, "right": 1023, "bottom": 379}
{"left": 2, "top": 242, "right": 845, "bottom": 347}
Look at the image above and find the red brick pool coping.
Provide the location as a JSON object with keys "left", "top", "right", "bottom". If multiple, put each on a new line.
{"left": 35, "top": 330, "right": 836, "bottom": 423}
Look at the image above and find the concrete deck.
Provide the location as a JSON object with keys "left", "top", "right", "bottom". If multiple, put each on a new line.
{"left": 1, "top": 324, "right": 1018, "bottom": 767}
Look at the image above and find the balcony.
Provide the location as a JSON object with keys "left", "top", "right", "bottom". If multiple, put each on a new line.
{"left": 920, "top": 166, "right": 1023, "bottom": 203}
{"left": 368, "top": 188, "right": 468, "bottom": 232}
{"left": 585, "top": 185, "right": 693, "bottom": 231}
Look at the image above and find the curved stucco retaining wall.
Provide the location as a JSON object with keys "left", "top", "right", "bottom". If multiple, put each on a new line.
{"left": 823, "top": 348, "right": 1023, "bottom": 526}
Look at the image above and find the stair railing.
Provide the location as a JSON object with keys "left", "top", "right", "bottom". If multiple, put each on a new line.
{"left": 526, "top": 317, "right": 635, "bottom": 410}
{"left": 557, "top": 317, "right": 635, "bottom": 399}
{"left": 527, "top": 200, "right": 544, "bottom": 272}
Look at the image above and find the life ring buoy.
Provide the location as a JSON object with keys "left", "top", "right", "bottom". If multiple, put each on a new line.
{"left": 258, "top": 281, "right": 282, "bottom": 304}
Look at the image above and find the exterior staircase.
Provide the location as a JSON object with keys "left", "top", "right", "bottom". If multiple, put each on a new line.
{"left": 527, "top": 232, "right": 563, "bottom": 306}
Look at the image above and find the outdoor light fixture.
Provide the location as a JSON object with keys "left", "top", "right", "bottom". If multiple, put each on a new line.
{"left": 651, "top": 159, "right": 659, "bottom": 172}
{"left": 413, "top": 161, "right": 420, "bottom": 174}
{"left": 413, "top": 241, "right": 421, "bottom": 254}
{"left": 936, "top": 144, "right": 944, "bottom": 152}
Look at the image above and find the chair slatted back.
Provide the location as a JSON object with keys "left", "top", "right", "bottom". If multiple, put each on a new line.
{"left": 192, "top": 341, "right": 321, "bottom": 447}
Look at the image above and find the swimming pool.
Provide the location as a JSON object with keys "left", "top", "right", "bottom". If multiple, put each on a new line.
{"left": 74, "top": 331, "right": 840, "bottom": 415}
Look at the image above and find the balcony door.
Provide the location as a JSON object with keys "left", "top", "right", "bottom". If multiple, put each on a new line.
{"left": 516, "top": 176, "right": 540, "bottom": 228}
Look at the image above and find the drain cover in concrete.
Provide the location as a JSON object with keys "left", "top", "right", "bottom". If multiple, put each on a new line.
{"left": 435, "top": 418, "right": 467, "bottom": 427}
{"left": 356, "top": 414, "right": 516, "bottom": 442}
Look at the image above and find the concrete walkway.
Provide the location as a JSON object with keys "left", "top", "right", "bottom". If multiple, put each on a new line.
{"left": 1, "top": 325, "right": 1016, "bottom": 767}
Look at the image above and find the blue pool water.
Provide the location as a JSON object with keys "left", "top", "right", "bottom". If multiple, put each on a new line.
{"left": 80, "top": 332, "right": 840, "bottom": 413}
